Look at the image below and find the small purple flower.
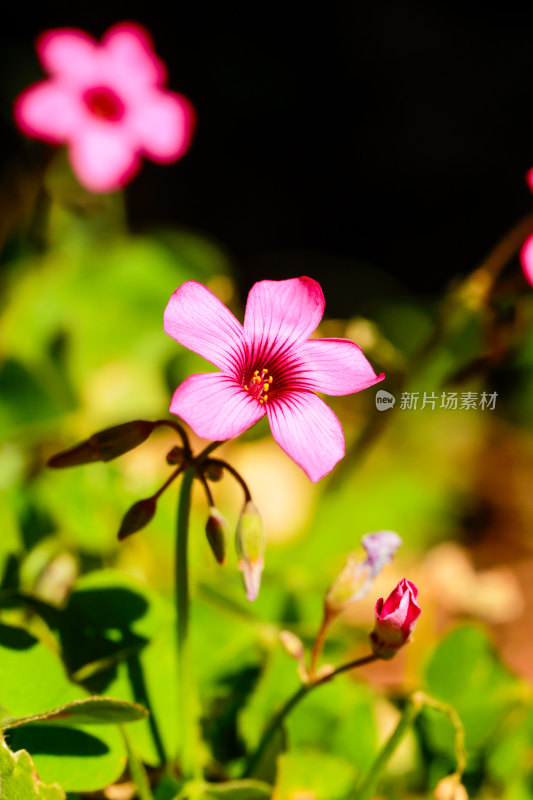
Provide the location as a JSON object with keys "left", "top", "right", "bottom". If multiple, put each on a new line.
{"left": 370, "top": 578, "right": 421, "bottom": 659}
{"left": 164, "top": 277, "right": 384, "bottom": 482}
{"left": 362, "top": 531, "right": 403, "bottom": 579}
{"left": 325, "top": 531, "right": 402, "bottom": 614}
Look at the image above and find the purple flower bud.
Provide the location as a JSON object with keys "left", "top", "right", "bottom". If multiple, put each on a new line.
{"left": 326, "top": 531, "right": 403, "bottom": 614}
{"left": 361, "top": 531, "right": 403, "bottom": 578}
{"left": 370, "top": 578, "right": 421, "bottom": 659}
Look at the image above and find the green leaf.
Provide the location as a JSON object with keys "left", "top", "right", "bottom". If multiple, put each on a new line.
{"left": 0, "top": 739, "right": 65, "bottom": 800}
{"left": 7, "top": 723, "right": 126, "bottom": 793}
{"left": 54, "top": 570, "right": 178, "bottom": 767}
{"left": 2, "top": 696, "right": 148, "bottom": 729}
{"left": 424, "top": 625, "right": 520, "bottom": 761}
{"left": 201, "top": 779, "right": 272, "bottom": 799}
{"left": 0, "top": 623, "right": 129, "bottom": 792}
{"left": 274, "top": 750, "right": 357, "bottom": 800}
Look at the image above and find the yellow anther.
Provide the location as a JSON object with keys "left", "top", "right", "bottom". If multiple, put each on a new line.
{"left": 254, "top": 370, "right": 259, "bottom": 376}
{"left": 263, "top": 383, "right": 269, "bottom": 391}
{"left": 244, "top": 384, "right": 248, "bottom": 390}
{"left": 268, "top": 376, "right": 273, "bottom": 383}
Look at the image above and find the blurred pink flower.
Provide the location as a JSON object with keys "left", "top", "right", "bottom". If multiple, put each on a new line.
{"left": 14, "top": 23, "right": 194, "bottom": 192}
{"left": 164, "top": 277, "right": 385, "bottom": 481}
{"left": 370, "top": 578, "right": 421, "bottom": 659}
{"left": 520, "top": 233, "right": 533, "bottom": 287}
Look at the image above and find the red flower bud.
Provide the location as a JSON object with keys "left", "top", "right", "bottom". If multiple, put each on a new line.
{"left": 117, "top": 497, "right": 157, "bottom": 540}
{"left": 370, "top": 578, "right": 421, "bottom": 659}
{"left": 48, "top": 420, "right": 157, "bottom": 468}
{"left": 205, "top": 507, "right": 228, "bottom": 564}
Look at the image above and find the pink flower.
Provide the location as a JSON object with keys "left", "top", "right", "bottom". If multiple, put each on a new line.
{"left": 14, "top": 23, "right": 194, "bottom": 193}
{"left": 520, "top": 233, "right": 533, "bottom": 287}
{"left": 370, "top": 578, "right": 421, "bottom": 659}
{"left": 164, "top": 277, "right": 385, "bottom": 481}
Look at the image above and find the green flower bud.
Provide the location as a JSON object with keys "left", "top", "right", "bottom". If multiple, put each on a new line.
{"left": 279, "top": 630, "right": 304, "bottom": 660}
{"left": 117, "top": 497, "right": 157, "bottom": 540}
{"left": 205, "top": 507, "right": 228, "bottom": 565}
{"left": 235, "top": 501, "right": 265, "bottom": 602}
{"left": 325, "top": 554, "right": 367, "bottom": 616}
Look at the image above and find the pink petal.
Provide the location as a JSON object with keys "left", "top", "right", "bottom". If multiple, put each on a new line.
{"left": 37, "top": 29, "right": 98, "bottom": 84}
{"left": 267, "top": 391, "right": 344, "bottom": 482}
{"left": 14, "top": 81, "right": 80, "bottom": 143}
{"left": 69, "top": 125, "right": 140, "bottom": 192}
{"left": 170, "top": 373, "right": 265, "bottom": 440}
{"left": 294, "top": 338, "right": 385, "bottom": 395}
{"left": 520, "top": 233, "right": 533, "bottom": 287}
{"left": 101, "top": 23, "right": 166, "bottom": 89}
{"left": 244, "top": 277, "right": 325, "bottom": 360}
{"left": 164, "top": 281, "right": 245, "bottom": 375}
{"left": 129, "top": 90, "right": 194, "bottom": 162}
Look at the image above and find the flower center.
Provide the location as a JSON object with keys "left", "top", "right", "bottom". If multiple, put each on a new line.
{"left": 83, "top": 86, "right": 125, "bottom": 121}
{"left": 244, "top": 368, "right": 273, "bottom": 405}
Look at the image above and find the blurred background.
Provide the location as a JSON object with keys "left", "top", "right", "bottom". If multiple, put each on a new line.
{"left": 2, "top": 2, "right": 533, "bottom": 798}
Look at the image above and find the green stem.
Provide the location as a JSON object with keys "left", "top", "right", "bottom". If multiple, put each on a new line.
{"left": 176, "top": 467, "right": 200, "bottom": 781}
{"left": 121, "top": 726, "right": 154, "bottom": 800}
{"left": 354, "top": 696, "right": 422, "bottom": 800}
{"left": 245, "top": 653, "right": 377, "bottom": 777}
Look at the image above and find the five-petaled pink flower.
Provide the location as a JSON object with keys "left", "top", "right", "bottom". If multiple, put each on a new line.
{"left": 14, "top": 23, "right": 194, "bottom": 192}
{"left": 370, "top": 578, "right": 421, "bottom": 659}
{"left": 164, "top": 277, "right": 385, "bottom": 481}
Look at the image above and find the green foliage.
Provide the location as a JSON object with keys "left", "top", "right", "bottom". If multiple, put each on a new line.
{"left": 0, "top": 740, "right": 65, "bottom": 800}
{"left": 0, "top": 622, "right": 147, "bottom": 791}
{"left": 2, "top": 196, "right": 533, "bottom": 799}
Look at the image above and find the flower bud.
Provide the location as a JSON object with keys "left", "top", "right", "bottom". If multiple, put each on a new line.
{"left": 325, "top": 531, "right": 403, "bottom": 616}
{"left": 361, "top": 531, "right": 402, "bottom": 576}
{"left": 166, "top": 445, "right": 186, "bottom": 465}
{"left": 235, "top": 501, "right": 265, "bottom": 602}
{"left": 205, "top": 462, "right": 224, "bottom": 482}
{"left": 279, "top": 630, "right": 304, "bottom": 661}
{"left": 205, "top": 507, "right": 228, "bottom": 565}
{"left": 370, "top": 578, "right": 421, "bottom": 659}
{"left": 117, "top": 497, "right": 157, "bottom": 540}
{"left": 325, "top": 554, "right": 364, "bottom": 616}
{"left": 434, "top": 775, "right": 468, "bottom": 800}
{"left": 49, "top": 420, "right": 157, "bottom": 468}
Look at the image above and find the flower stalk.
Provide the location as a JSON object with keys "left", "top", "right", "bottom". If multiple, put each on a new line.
{"left": 245, "top": 652, "right": 377, "bottom": 777}
{"left": 175, "top": 467, "right": 201, "bottom": 781}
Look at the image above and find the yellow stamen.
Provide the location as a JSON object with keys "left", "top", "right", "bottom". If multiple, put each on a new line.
{"left": 254, "top": 370, "right": 259, "bottom": 376}
{"left": 268, "top": 376, "right": 273, "bottom": 383}
{"left": 244, "top": 384, "right": 248, "bottom": 390}
{"left": 263, "top": 383, "right": 269, "bottom": 391}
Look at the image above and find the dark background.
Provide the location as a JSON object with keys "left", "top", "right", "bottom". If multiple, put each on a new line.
{"left": 3, "top": 0, "right": 533, "bottom": 304}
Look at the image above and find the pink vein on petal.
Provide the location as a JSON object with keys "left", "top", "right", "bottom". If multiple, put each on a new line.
{"left": 291, "top": 338, "right": 385, "bottom": 395}
{"left": 164, "top": 282, "right": 246, "bottom": 376}
{"left": 170, "top": 373, "right": 266, "bottom": 440}
{"left": 244, "top": 277, "right": 325, "bottom": 367}
{"left": 266, "top": 391, "right": 344, "bottom": 482}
